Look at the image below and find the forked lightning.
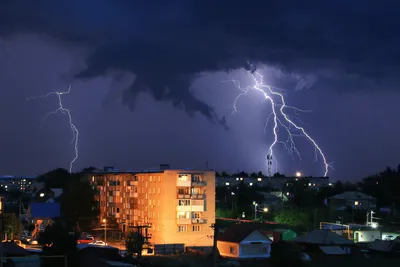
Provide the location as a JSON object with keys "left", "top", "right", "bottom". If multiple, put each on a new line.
{"left": 27, "top": 85, "right": 79, "bottom": 173}
{"left": 230, "top": 71, "right": 330, "bottom": 177}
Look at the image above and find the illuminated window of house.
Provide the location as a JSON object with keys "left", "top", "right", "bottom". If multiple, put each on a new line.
{"left": 178, "top": 175, "right": 188, "bottom": 181}
{"left": 192, "top": 212, "right": 200, "bottom": 219}
{"left": 229, "top": 247, "right": 236, "bottom": 254}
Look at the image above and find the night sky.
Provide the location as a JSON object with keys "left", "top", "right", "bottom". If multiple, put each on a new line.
{"left": 1, "top": 1, "right": 400, "bottom": 181}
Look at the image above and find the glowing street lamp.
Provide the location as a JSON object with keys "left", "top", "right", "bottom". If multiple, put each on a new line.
{"left": 295, "top": 171, "right": 302, "bottom": 178}
{"left": 263, "top": 207, "right": 269, "bottom": 213}
{"left": 103, "top": 218, "right": 107, "bottom": 243}
{"left": 253, "top": 201, "right": 258, "bottom": 220}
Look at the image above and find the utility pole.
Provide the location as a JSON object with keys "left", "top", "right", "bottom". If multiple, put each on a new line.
{"left": 211, "top": 223, "right": 219, "bottom": 267}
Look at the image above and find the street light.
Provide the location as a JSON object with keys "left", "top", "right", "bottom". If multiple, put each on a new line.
{"left": 295, "top": 171, "right": 302, "bottom": 177}
{"left": 103, "top": 218, "right": 107, "bottom": 243}
{"left": 253, "top": 201, "right": 258, "bottom": 220}
{"left": 263, "top": 207, "right": 269, "bottom": 213}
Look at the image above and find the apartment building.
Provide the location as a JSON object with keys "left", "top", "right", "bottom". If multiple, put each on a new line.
{"left": 89, "top": 167, "right": 215, "bottom": 247}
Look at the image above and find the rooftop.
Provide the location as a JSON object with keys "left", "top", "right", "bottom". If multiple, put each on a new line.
{"left": 27, "top": 202, "right": 60, "bottom": 219}
{"left": 330, "top": 191, "right": 376, "bottom": 200}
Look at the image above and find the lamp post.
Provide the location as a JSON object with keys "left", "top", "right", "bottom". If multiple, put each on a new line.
{"left": 103, "top": 218, "right": 107, "bottom": 243}
{"left": 253, "top": 201, "right": 258, "bottom": 220}
{"left": 353, "top": 201, "right": 359, "bottom": 223}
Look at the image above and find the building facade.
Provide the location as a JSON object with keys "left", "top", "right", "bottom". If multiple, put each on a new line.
{"left": 89, "top": 167, "right": 215, "bottom": 247}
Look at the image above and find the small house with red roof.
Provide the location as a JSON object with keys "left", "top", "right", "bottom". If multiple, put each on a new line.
{"left": 217, "top": 223, "right": 273, "bottom": 259}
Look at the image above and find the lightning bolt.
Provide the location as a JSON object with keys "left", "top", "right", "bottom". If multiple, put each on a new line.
{"left": 230, "top": 70, "right": 331, "bottom": 177}
{"left": 27, "top": 85, "right": 79, "bottom": 173}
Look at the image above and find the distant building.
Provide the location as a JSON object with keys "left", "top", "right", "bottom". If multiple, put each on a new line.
{"left": 329, "top": 191, "right": 377, "bottom": 211}
{"left": 216, "top": 176, "right": 330, "bottom": 190}
{"left": 87, "top": 165, "right": 215, "bottom": 248}
{"left": 0, "top": 175, "right": 37, "bottom": 191}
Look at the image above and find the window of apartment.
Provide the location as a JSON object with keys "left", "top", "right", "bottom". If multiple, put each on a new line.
{"left": 158, "top": 176, "right": 161, "bottom": 182}
{"left": 178, "top": 188, "right": 189, "bottom": 194}
{"left": 133, "top": 187, "right": 137, "bottom": 193}
{"left": 192, "top": 225, "right": 201, "bottom": 232}
{"left": 178, "top": 200, "right": 190, "bottom": 206}
{"left": 157, "top": 188, "right": 161, "bottom": 194}
{"left": 149, "top": 200, "right": 152, "bottom": 205}
{"left": 177, "top": 225, "right": 187, "bottom": 232}
{"left": 157, "top": 200, "right": 160, "bottom": 207}
{"left": 192, "top": 200, "right": 203, "bottom": 206}
{"left": 192, "top": 175, "right": 203, "bottom": 182}
{"left": 117, "top": 208, "right": 120, "bottom": 213}
{"left": 149, "top": 176, "right": 153, "bottom": 182}
{"left": 229, "top": 247, "right": 236, "bottom": 254}
{"left": 178, "top": 174, "right": 189, "bottom": 181}
{"left": 192, "top": 212, "right": 200, "bottom": 219}
{"left": 177, "top": 212, "right": 190, "bottom": 219}
{"left": 191, "top": 188, "right": 201, "bottom": 194}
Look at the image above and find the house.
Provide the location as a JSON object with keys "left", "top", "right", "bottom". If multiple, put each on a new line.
{"left": 293, "top": 229, "right": 357, "bottom": 257}
{"left": 329, "top": 191, "right": 376, "bottom": 211}
{"left": 368, "top": 237, "right": 400, "bottom": 257}
{"left": 26, "top": 202, "right": 61, "bottom": 237}
{"left": 217, "top": 223, "right": 273, "bottom": 259}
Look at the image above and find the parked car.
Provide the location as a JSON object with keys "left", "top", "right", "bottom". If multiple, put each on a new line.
{"left": 77, "top": 237, "right": 94, "bottom": 244}
{"left": 89, "top": 240, "right": 107, "bottom": 246}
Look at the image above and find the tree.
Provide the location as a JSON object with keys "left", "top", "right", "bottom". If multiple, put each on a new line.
{"left": 274, "top": 208, "right": 312, "bottom": 228}
{"left": 126, "top": 231, "right": 145, "bottom": 254}
{"left": 216, "top": 208, "right": 238, "bottom": 218}
{"left": 60, "top": 173, "right": 98, "bottom": 231}
{"left": 3, "top": 213, "right": 22, "bottom": 240}
{"left": 38, "top": 218, "right": 77, "bottom": 267}
{"left": 37, "top": 168, "right": 70, "bottom": 189}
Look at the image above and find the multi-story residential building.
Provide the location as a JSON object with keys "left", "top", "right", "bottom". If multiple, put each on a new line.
{"left": 88, "top": 166, "right": 215, "bottom": 248}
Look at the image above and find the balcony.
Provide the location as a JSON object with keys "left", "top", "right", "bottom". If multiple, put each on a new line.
{"left": 177, "top": 205, "right": 191, "bottom": 212}
{"left": 177, "top": 218, "right": 192, "bottom": 224}
{"left": 192, "top": 218, "right": 207, "bottom": 224}
{"left": 177, "top": 194, "right": 191, "bottom": 199}
{"left": 177, "top": 180, "right": 191, "bottom": 187}
{"left": 191, "top": 200, "right": 204, "bottom": 212}
{"left": 130, "top": 181, "right": 138, "bottom": 186}
{"left": 191, "top": 194, "right": 204, "bottom": 199}
{"left": 191, "top": 180, "right": 207, "bottom": 186}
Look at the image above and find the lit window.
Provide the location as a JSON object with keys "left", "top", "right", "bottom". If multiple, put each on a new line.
{"left": 257, "top": 178, "right": 262, "bottom": 182}
{"left": 225, "top": 182, "right": 230, "bottom": 186}
{"left": 192, "top": 225, "right": 201, "bottom": 232}
{"left": 178, "top": 225, "right": 187, "bottom": 232}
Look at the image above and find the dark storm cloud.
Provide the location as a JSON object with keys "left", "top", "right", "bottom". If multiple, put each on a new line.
{"left": 1, "top": 0, "right": 399, "bottom": 124}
